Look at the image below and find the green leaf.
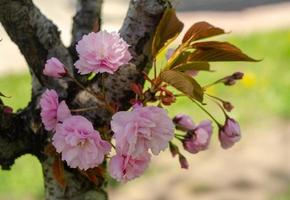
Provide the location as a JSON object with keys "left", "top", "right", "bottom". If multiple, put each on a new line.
{"left": 152, "top": 8, "right": 184, "bottom": 57}
{"left": 172, "top": 62, "right": 210, "bottom": 72}
{"left": 182, "top": 21, "right": 225, "bottom": 43}
{"left": 160, "top": 70, "right": 204, "bottom": 102}
{"left": 190, "top": 41, "right": 259, "bottom": 62}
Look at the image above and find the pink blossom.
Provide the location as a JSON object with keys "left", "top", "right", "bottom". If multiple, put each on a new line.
{"left": 183, "top": 120, "right": 213, "bottom": 154}
{"left": 173, "top": 114, "right": 195, "bottom": 130}
{"left": 40, "top": 89, "right": 71, "bottom": 131}
{"left": 74, "top": 31, "right": 132, "bottom": 75}
{"left": 43, "top": 57, "right": 66, "bottom": 78}
{"left": 57, "top": 101, "right": 71, "bottom": 122}
{"left": 40, "top": 89, "right": 59, "bottom": 131}
{"left": 52, "top": 115, "right": 111, "bottom": 170}
{"left": 111, "top": 106, "right": 174, "bottom": 157}
{"left": 108, "top": 152, "right": 151, "bottom": 182}
{"left": 219, "top": 118, "right": 241, "bottom": 149}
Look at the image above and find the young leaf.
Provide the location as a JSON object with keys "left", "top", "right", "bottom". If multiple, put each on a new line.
{"left": 172, "top": 62, "right": 210, "bottom": 72}
{"left": 167, "top": 50, "right": 191, "bottom": 69}
{"left": 81, "top": 167, "right": 106, "bottom": 185}
{"left": 52, "top": 157, "right": 66, "bottom": 188}
{"left": 182, "top": 21, "right": 225, "bottom": 43}
{"left": 152, "top": 8, "right": 184, "bottom": 57}
{"left": 190, "top": 41, "right": 258, "bottom": 62}
{"left": 160, "top": 70, "right": 203, "bottom": 102}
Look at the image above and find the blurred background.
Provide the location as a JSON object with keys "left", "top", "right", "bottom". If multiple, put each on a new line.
{"left": 0, "top": 0, "right": 290, "bottom": 199}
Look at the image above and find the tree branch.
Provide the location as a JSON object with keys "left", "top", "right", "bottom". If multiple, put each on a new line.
{"left": 0, "top": 0, "right": 73, "bottom": 93}
{"left": 42, "top": 157, "right": 107, "bottom": 200}
{"left": 70, "top": 0, "right": 103, "bottom": 62}
{"left": 102, "top": 0, "right": 168, "bottom": 110}
{"left": 0, "top": 101, "right": 47, "bottom": 170}
{"left": 120, "top": 0, "right": 167, "bottom": 69}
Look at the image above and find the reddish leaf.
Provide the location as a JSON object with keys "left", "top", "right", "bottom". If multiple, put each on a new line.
{"left": 182, "top": 21, "right": 225, "bottom": 43}
{"left": 81, "top": 167, "right": 105, "bottom": 185}
{"left": 190, "top": 41, "right": 258, "bottom": 62}
{"left": 172, "top": 62, "right": 210, "bottom": 72}
{"left": 167, "top": 50, "right": 191, "bottom": 69}
{"left": 160, "top": 70, "right": 203, "bottom": 102}
{"left": 52, "top": 157, "right": 66, "bottom": 188}
{"left": 152, "top": 8, "right": 184, "bottom": 57}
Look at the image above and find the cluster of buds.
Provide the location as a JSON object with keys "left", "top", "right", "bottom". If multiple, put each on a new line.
{"left": 222, "top": 72, "right": 244, "bottom": 86}
{"left": 170, "top": 111, "right": 241, "bottom": 169}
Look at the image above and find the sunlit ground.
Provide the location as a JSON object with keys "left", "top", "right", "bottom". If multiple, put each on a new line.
{"left": 0, "top": 29, "right": 290, "bottom": 200}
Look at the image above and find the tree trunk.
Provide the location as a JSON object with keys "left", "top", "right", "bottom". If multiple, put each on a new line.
{"left": 0, "top": 0, "right": 168, "bottom": 199}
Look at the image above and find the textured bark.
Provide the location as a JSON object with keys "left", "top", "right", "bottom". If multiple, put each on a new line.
{"left": 0, "top": 0, "right": 168, "bottom": 199}
{"left": 70, "top": 0, "right": 103, "bottom": 61}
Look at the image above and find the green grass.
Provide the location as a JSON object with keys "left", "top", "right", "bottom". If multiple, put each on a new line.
{"left": 0, "top": 73, "right": 44, "bottom": 200}
{"left": 0, "top": 29, "right": 290, "bottom": 199}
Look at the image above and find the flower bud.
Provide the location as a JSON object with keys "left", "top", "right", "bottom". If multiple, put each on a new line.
{"left": 183, "top": 120, "right": 212, "bottom": 154}
{"left": 178, "top": 154, "right": 189, "bottom": 169}
{"left": 223, "top": 101, "right": 234, "bottom": 112}
{"left": 43, "top": 57, "right": 67, "bottom": 78}
{"left": 232, "top": 72, "right": 244, "bottom": 80}
{"left": 173, "top": 114, "right": 195, "bottom": 131}
{"left": 219, "top": 118, "right": 241, "bottom": 149}
{"left": 223, "top": 77, "right": 236, "bottom": 86}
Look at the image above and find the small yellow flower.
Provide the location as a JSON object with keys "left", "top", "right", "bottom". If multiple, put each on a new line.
{"left": 242, "top": 72, "right": 256, "bottom": 87}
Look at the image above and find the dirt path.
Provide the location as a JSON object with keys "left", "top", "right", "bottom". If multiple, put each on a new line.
{"left": 109, "top": 119, "right": 290, "bottom": 200}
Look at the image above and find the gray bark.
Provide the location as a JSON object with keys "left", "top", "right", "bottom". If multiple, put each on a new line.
{"left": 0, "top": 0, "right": 168, "bottom": 199}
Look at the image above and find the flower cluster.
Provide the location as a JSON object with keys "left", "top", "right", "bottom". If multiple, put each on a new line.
{"left": 40, "top": 89, "right": 111, "bottom": 170}
{"left": 39, "top": 16, "right": 253, "bottom": 185}
{"left": 109, "top": 105, "right": 174, "bottom": 181}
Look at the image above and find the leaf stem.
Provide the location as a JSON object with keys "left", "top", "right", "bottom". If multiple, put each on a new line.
{"left": 190, "top": 98, "right": 221, "bottom": 126}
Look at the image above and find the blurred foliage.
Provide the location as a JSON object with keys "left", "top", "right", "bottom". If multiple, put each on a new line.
{"left": 0, "top": 29, "right": 290, "bottom": 199}
{"left": 163, "top": 29, "right": 290, "bottom": 126}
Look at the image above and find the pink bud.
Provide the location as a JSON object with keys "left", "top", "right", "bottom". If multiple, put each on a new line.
{"left": 219, "top": 118, "right": 241, "bottom": 149}
{"left": 183, "top": 120, "right": 212, "bottom": 154}
{"left": 173, "top": 114, "right": 195, "bottom": 130}
{"left": 178, "top": 154, "right": 189, "bottom": 169}
{"left": 43, "top": 57, "right": 67, "bottom": 78}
